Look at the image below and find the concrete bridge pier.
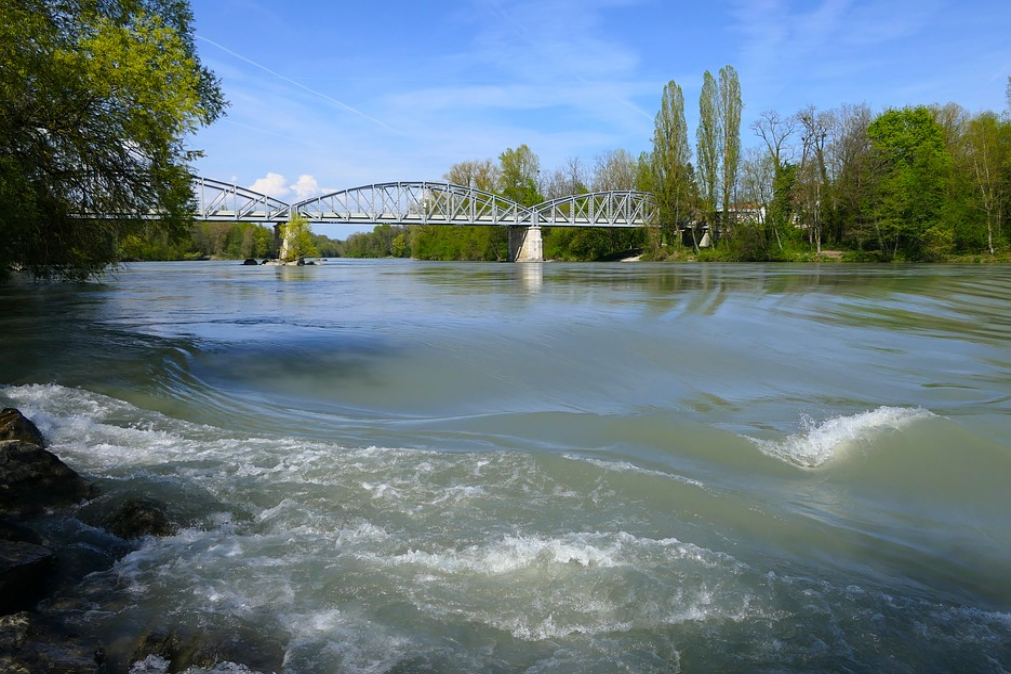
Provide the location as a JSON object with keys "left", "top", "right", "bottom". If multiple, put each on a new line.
{"left": 508, "top": 224, "right": 543, "bottom": 263}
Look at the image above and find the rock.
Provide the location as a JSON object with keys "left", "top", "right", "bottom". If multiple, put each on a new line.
{"left": 106, "top": 498, "right": 177, "bottom": 540}
{"left": 0, "top": 541, "right": 55, "bottom": 614}
{"left": 127, "top": 626, "right": 284, "bottom": 674}
{"left": 0, "top": 612, "right": 104, "bottom": 674}
{"left": 0, "top": 409, "right": 46, "bottom": 447}
{"left": 0, "top": 519, "right": 45, "bottom": 546}
{"left": 0, "top": 440, "right": 96, "bottom": 517}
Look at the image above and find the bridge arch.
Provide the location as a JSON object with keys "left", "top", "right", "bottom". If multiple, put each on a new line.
{"left": 191, "top": 176, "right": 290, "bottom": 222}
{"left": 291, "top": 181, "right": 534, "bottom": 226}
{"left": 533, "top": 191, "right": 655, "bottom": 228}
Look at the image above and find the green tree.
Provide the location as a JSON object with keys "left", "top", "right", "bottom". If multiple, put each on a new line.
{"left": 696, "top": 71, "right": 721, "bottom": 238}
{"left": 963, "top": 112, "right": 1010, "bottom": 254}
{"left": 718, "top": 65, "right": 743, "bottom": 233}
{"left": 497, "top": 145, "right": 542, "bottom": 207}
{"left": 280, "top": 214, "right": 318, "bottom": 261}
{"left": 826, "top": 104, "right": 874, "bottom": 250}
{"left": 0, "top": 0, "right": 225, "bottom": 280}
{"left": 651, "top": 80, "right": 695, "bottom": 249}
{"left": 866, "top": 107, "right": 953, "bottom": 259}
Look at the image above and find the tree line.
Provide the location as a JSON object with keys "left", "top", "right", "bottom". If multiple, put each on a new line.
{"left": 347, "top": 68, "right": 1011, "bottom": 263}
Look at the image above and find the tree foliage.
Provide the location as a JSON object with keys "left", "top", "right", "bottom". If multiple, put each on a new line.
{"left": 696, "top": 71, "right": 721, "bottom": 233}
{"left": 866, "top": 107, "right": 953, "bottom": 258}
{"left": 718, "top": 65, "right": 743, "bottom": 231}
{"left": 651, "top": 80, "right": 695, "bottom": 248}
{"left": 497, "top": 145, "right": 542, "bottom": 207}
{"left": 280, "top": 214, "right": 318, "bottom": 261}
{"left": 0, "top": 0, "right": 225, "bottom": 280}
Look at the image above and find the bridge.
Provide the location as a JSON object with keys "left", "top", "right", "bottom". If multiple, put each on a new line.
{"left": 190, "top": 177, "right": 657, "bottom": 262}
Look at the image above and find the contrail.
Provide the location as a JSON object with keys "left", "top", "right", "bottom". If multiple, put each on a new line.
{"left": 196, "top": 34, "right": 404, "bottom": 135}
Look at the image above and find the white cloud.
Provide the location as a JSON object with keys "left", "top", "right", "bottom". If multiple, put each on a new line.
{"left": 247, "top": 172, "right": 323, "bottom": 201}
{"left": 249, "top": 172, "right": 290, "bottom": 199}
{"left": 291, "top": 174, "right": 320, "bottom": 200}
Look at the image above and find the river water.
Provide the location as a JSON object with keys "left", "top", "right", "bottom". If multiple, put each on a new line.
{"left": 2, "top": 260, "right": 1010, "bottom": 673}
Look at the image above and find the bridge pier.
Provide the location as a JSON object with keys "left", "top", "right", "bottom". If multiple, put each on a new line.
{"left": 508, "top": 224, "right": 543, "bottom": 263}
{"left": 273, "top": 223, "right": 283, "bottom": 259}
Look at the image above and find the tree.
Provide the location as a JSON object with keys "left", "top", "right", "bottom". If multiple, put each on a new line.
{"left": 444, "top": 159, "right": 499, "bottom": 192}
{"left": 592, "top": 149, "right": 638, "bottom": 191}
{"left": 497, "top": 145, "right": 542, "bottom": 207}
{"left": 825, "top": 104, "right": 874, "bottom": 248}
{"left": 734, "top": 147, "right": 778, "bottom": 258}
{"left": 751, "top": 110, "right": 798, "bottom": 248}
{"left": 541, "top": 156, "right": 589, "bottom": 200}
{"left": 796, "top": 105, "right": 832, "bottom": 253}
{"left": 280, "top": 214, "right": 318, "bottom": 262}
{"left": 652, "top": 80, "right": 695, "bottom": 249}
{"left": 866, "top": 106, "right": 953, "bottom": 258}
{"left": 964, "top": 112, "right": 1010, "bottom": 254}
{"left": 696, "top": 71, "right": 721, "bottom": 238}
{"left": 718, "top": 65, "right": 743, "bottom": 232}
{"left": 0, "top": 0, "right": 225, "bottom": 280}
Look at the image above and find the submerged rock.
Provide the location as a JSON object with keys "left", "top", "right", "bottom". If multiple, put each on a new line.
{"left": 124, "top": 626, "right": 285, "bottom": 674}
{"left": 106, "top": 498, "right": 177, "bottom": 540}
{"left": 0, "top": 541, "right": 55, "bottom": 615}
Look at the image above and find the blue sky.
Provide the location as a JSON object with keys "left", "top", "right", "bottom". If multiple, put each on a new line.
{"left": 189, "top": 0, "right": 1011, "bottom": 221}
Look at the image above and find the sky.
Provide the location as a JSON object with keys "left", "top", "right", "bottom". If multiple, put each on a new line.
{"left": 188, "top": 0, "right": 1011, "bottom": 232}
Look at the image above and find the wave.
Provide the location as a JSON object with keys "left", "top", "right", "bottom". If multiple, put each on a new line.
{"left": 750, "top": 406, "right": 936, "bottom": 468}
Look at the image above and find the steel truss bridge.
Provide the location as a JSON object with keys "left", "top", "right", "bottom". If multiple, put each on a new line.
{"left": 191, "top": 177, "right": 656, "bottom": 228}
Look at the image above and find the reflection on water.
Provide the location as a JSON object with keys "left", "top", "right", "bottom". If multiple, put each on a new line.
{"left": 516, "top": 262, "right": 543, "bottom": 292}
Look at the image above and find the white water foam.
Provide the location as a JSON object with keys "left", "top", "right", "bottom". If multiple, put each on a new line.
{"left": 566, "top": 455, "right": 706, "bottom": 488}
{"left": 752, "top": 406, "right": 936, "bottom": 468}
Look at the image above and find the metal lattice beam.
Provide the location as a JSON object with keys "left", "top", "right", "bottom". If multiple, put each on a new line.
{"left": 188, "top": 177, "right": 660, "bottom": 228}
{"left": 192, "top": 176, "right": 290, "bottom": 222}
{"left": 533, "top": 191, "right": 655, "bottom": 228}
{"left": 292, "top": 181, "right": 537, "bottom": 226}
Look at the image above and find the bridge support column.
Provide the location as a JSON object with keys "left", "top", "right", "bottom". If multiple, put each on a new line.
{"left": 273, "top": 223, "right": 283, "bottom": 259}
{"left": 508, "top": 225, "right": 543, "bottom": 263}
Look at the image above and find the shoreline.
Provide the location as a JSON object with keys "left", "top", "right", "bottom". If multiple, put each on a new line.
{"left": 0, "top": 408, "right": 276, "bottom": 674}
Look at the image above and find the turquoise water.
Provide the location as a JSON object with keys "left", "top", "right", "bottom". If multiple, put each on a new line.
{"left": 2, "top": 260, "right": 1010, "bottom": 673}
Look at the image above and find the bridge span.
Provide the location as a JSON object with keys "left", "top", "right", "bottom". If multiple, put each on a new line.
{"left": 190, "top": 177, "right": 657, "bottom": 262}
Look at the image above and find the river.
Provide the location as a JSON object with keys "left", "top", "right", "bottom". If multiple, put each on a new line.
{"left": 2, "top": 260, "right": 1010, "bottom": 673}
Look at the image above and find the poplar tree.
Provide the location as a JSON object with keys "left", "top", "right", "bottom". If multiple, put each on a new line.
{"left": 651, "top": 80, "right": 694, "bottom": 249}
{"left": 718, "top": 66, "right": 743, "bottom": 231}
{"left": 696, "top": 71, "right": 721, "bottom": 240}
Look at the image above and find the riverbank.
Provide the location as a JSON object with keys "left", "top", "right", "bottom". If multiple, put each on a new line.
{"left": 0, "top": 408, "right": 276, "bottom": 674}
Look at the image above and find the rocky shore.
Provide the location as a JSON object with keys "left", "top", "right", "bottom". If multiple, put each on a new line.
{"left": 0, "top": 408, "right": 281, "bottom": 674}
